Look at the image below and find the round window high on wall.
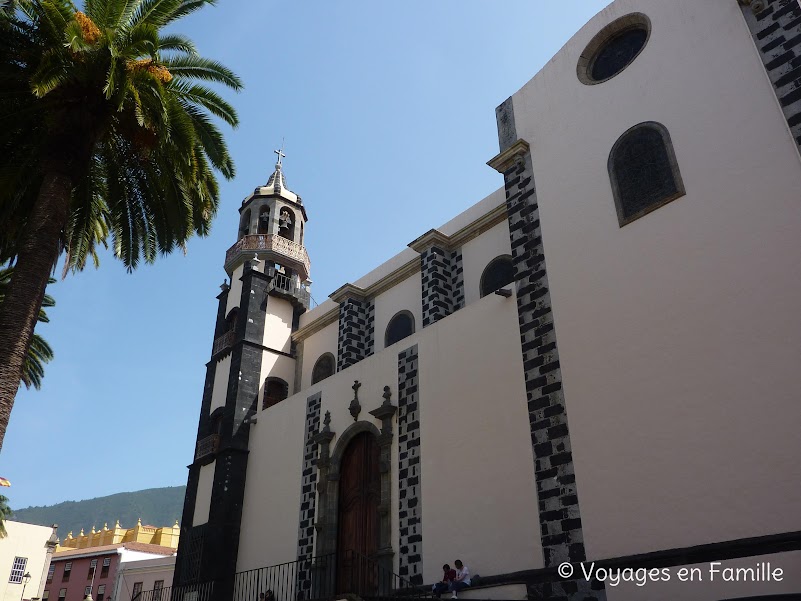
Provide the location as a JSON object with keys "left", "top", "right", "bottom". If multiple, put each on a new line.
{"left": 577, "top": 13, "right": 651, "bottom": 85}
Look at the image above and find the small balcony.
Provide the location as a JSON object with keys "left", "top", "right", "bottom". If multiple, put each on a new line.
{"left": 212, "top": 330, "right": 236, "bottom": 357}
{"left": 195, "top": 434, "right": 220, "bottom": 461}
{"left": 225, "top": 234, "right": 310, "bottom": 281}
{"left": 268, "top": 272, "right": 311, "bottom": 310}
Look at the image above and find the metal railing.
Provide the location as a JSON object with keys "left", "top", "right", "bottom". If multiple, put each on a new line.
{"left": 132, "top": 582, "right": 214, "bottom": 601}
{"left": 268, "top": 273, "right": 311, "bottom": 309}
{"left": 194, "top": 434, "right": 220, "bottom": 461}
{"left": 232, "top": 550, "right": 433, "bottom": 601}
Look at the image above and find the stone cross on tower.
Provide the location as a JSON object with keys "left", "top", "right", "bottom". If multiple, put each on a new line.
{"left": 274, "top": 146, "right": 285, "bottom": 168}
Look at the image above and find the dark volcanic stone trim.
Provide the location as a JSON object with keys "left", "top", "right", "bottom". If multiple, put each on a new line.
{"left": 493, "top": 132, "right": 605, "bottom": 601}
{"left": 296, "top": 392, "right": 322, "bottom": 596}
{"left": 451, "top": 249, "right": 465, "bottom": 312}
{"left": 336, "top": 297, "right": 375, "bottom": 370}
{"left": 419, "top": 246, "right": 465, "bottom": 327}
{"left": 397, "top": 346, "right": 423, "bottom": 585}
{"left": 742, "top": 0, "right": 801, "bottom": 149}
{"left": 420, "top": 246, "right": 454, "bottom": 327}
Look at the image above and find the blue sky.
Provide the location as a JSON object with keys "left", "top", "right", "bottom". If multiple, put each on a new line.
{"left": 2, "top": 1, "right": 611, "bottom": 514}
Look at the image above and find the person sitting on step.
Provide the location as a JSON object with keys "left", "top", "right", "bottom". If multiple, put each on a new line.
{"left": 432, "top": 563, "right": 456, "bottom": 598}
{"left": 449, "top": 559, "right": 471, "bottom": 599}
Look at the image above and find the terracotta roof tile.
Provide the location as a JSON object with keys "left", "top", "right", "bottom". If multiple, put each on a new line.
{"left": 121, "top": 542, "right": 176, "bottom": 555}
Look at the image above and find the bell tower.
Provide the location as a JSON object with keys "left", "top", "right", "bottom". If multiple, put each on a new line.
{"left": 174, "top": 150, "right": 311, "bottom": 601}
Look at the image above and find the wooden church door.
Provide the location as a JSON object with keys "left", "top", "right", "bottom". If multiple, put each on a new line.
{"left": 336, "top": 431, "right": 380, "bottom": 594}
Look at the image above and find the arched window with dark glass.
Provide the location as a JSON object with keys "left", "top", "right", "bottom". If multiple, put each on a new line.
{"left": 311, "top": 353, "right": 336, "bottom": 385}
{"left": 263, "top": 377, "right": 289, "bottom": 409}
{"left": 239, "top": 209, "right": 251, "bottom": 239}
{"left": 224, "top": 308, "right": 238, "bottom": 333}
{"left": 608, "top": 122, "right": 685, "bottom": 226}
{"left": 257, "top": 206, "right": 270, "bottom": 235}
{"left": 480, "top": 255, "right": 515, "bottom": 298}
{"left": 385, "top": 311, "right": 414, "bottom": 348}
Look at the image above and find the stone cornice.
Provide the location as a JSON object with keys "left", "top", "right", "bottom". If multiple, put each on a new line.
{"left": 487, "top": 138, "right": 531, "bottom": 173}
{"left": 292, "top": 305, "right": 340, "bottom": 342}
{"left": 448, "top": 203, "right": 508, "bottom": 248}
{"left": 408, "top": 228, "right": 454, "bottom": 252}
{"left": 293, "top": 200, "right": 508, "bottom": 343}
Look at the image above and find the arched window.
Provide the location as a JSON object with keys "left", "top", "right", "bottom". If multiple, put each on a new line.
{"left": 224, "top": 308, "right": 238, "bottom": 332}
{"left": 480, "top": 255, "right": 515, "bottom": 298}
{"left": 278, "top": 207, "right": 296, "bottom": 241}
{"left": 239, "top": 209, "right": 251, "bottom": 239}
{"left": 385, "top": 311, "right": 414, "bottom": 348}
{"left": 608, "top": 122, "right": 685, "bottom": 226}
{"left": 263, "top": 377, "right": 289, "bottom": 410}
{"left": 311, "top": 353, "right": 336, "bottom": 385}
{"left": 257, "top": 206, "right": 270, "bottom": 235}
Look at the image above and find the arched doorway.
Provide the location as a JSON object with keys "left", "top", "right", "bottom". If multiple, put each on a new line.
{"left": 336, "top": 431, "right": 380, "bottom": 593}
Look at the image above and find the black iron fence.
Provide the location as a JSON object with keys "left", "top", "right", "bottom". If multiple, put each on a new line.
{"left": 132, "top": 581, "right": 214, "bottom": 601}
{"left": 232, "top": 550, "right": 434, "bottom": 601}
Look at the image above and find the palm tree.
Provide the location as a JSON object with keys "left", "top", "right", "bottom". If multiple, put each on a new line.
{"left": 0, "top": 495, "right": 12, "bottom": 538}
{"left": 0, "top": 0, "right": 242, "bottom": 451}
{"left": 0, "top": 267, "right": 55, "bottom": 391}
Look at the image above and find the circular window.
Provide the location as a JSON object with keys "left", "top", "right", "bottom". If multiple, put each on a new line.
{"left": 577, "top": 13, "right": 651, "bottom": 85}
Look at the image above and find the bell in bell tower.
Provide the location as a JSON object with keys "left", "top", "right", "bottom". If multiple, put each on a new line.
{"left": 174, "top": 147, "right": 312, "bottom": 601}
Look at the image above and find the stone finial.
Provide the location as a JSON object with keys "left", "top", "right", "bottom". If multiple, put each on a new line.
{"left": 382, "top": 386, "right": 392, "bottom": 406}
{"left": 67, "top": 531, "right": 73, "bottom": 539}
{"left": 137, "top": 518, "right": 142, "bottom": 526}
{"left": 349, "top": 380, "right": 362, "bottom": 421}
{"left": 220, "top": 279, "right": 229, "bottom": 292}
{"left": 322, "top": 410, "right": 331, "bottom": 433}
{"left": 115, "top": 520, "right": 121, "bottom": 529}
{"left": 90, "top": 526, "right": 96, "bottom": 534}
{"left": 103, "top": 523, "right": 108, "bottom": 531}
{"left": 174, "top": 519, "right": 179, "bottom": 528}
{"left": 79, "top": 529, "right": 84, "bottom": 536}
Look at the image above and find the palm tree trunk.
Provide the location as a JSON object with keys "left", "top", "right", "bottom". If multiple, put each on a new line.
{"left": 0, "top": 170, "right": 72, "bottom": 453}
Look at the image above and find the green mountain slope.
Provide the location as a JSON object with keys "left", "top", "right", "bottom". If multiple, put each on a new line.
{"left": 11, "top": 486, "right": 186, "bottom": 538}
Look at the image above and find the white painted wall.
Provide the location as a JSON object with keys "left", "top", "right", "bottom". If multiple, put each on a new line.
{"left": 238, "top": 282, "right": 541, "bottom": 583}
{"left": 418, "top": 291, "right": 542, "bottom": 581}
{"left": 262, "top": 297, "right": 294, "bottom": 354}
{"left": 226, "top": 265, "right": 244, "bottom": 316}
{"left": 373, "top": 271, "right": 422, "bottom": 353}
{"left": 192, "top": 463, "right": 215, "bottom": 527}
{"left": 509, "top": 0, "right": 801, "bottom": 559}
{"left": 113, "top": 556, "right": 175, "bottom": 601}
{"left": 299, "top": 321, "right": 338, "bottom": 390}
{"left": 0, "top": 522, "right": 53, "bottom": 601}
{"left": 460, "top": 220, "right": 512, "bottom": 306}
{"left": 209, "top": 356, "right": 231, "bottom": 414}
{"left": 236, "top": 394, "right": 306, "bottom": 572}
{"left": 257, "top": 353, "right": 296, "bottom": 400}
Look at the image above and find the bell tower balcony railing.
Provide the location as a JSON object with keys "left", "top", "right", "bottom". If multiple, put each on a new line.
{"left": 225, "top": 234, "right": 310, "bottom": 281}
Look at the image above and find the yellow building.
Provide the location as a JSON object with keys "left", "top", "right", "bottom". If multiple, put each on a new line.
{"left": 56, "top": 519, "right": 179, "bottom": 552}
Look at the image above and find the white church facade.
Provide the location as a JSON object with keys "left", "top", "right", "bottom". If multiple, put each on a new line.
{"left": 174, "top": 1, "right": 801, "bottom": 600}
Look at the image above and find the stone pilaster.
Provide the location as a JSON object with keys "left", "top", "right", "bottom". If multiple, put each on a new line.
{"left": 741, "top": 0, "right": 801, "bottom": 151}
{"left": 410, "top": 230, "right": 465, "bottom": 328}
{"left": 489, "top": 128, "right": 604, "bottom": 600}
{"left": 397, "top": 346, "right": 423, "bottom": 585}
{"left": 296, "top": 394, "right": 323, "bottom": 599}
{"left": 333, "top": 286, "right": 375, "bottom": 370}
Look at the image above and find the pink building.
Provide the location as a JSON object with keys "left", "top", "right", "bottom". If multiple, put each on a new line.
{"left": 46, "top": 544, "right": 175, "bottom": 601}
